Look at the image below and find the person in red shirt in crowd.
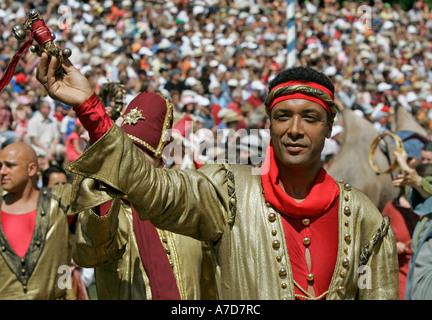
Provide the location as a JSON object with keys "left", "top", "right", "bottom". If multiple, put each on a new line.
{"left": 246, "top": 80, "right": 266, "bottom": 109}
{"left": 0, "top": 142, "right": 75, "bottom": 299}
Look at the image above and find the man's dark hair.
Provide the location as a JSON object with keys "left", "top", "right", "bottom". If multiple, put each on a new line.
{"left": 42, "top": 165, "right": 67, "bottom": 187}
{"left": 415, "top": 163, "right": 432, "bottom": 178}
{"left": 268, "top": 66, "right": 335, "bottom": 96}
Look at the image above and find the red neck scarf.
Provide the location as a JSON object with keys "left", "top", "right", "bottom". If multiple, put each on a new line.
{"left": 260, "top": 143, "right": 339, "bottom": 218}
{"left": 260, "top": 144, "right": 340, "bottom": 299}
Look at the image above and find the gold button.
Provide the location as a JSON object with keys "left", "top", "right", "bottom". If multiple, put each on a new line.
{"left": 281, "top": 283, "right": 287, "bottom": 289}
{"left": 344, "top": 183, "right": 351, "bottom": 191}
{"left": 165, "top": 247, "right": 171, "bottom": 254}
{"left": 307, "top": 273, "right": 314, "bottom": 281}
{"left": 337, "top": 286, "right": 345, "bottom": 294}
{"left": 344, "top": 233, "right": 351, "bottom": 243}
{"left": 303, "top": 237, "right": 311, "bottom": 245}
{"left": 266, "top": 202, "right": 272, "bottom": 208}
{"left": 340, "top": 270, "right": 347, "bottom": 278}
{"left": 344, "top": 195, "right": 349, "bottom": 201}
{"left": 342, "top": 258, "right": 349, "bottom": 268}
{"left": 279, "top": 268, "right": 287, "bottom": 277}
{"left": 268, "top": 213, "right": 276, "bottom": 222}
{"left": 276, "top": 255, "right": 282, "bottom": 262}
{"left": 344, "top": 206, "right": 351, "bottom": 216}
{"left": 272, "top": 240, "right": 280, "bottom": 249}
{"left": 271, "top": 230, "right": 277, "bottom": 236}
{"left": 302, "top": 218, "right": 310, "bottom": 226}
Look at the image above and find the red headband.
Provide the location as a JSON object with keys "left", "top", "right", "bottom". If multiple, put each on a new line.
{"left": 268, "top": 81, "right": 335, "bottom": 114}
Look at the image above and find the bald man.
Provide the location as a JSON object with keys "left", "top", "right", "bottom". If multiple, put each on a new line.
{"left": 0, "top": 142, "right": 75, "bottom": 299}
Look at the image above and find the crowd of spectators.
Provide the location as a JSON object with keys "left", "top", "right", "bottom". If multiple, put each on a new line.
{"left": 1, "top": 0, "right": 432, "bottom": 171}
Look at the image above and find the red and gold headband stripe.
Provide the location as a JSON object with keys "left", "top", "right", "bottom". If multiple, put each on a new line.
{"left": 265, "top": 81, "right": 337, "bottom": 117}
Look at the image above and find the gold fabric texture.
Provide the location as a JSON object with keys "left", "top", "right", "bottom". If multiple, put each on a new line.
{"left": 72, "top": 199, "right": 216, "bottom": 300}
{"left": 67, "top": 124, "right": 399, "bottom": 300}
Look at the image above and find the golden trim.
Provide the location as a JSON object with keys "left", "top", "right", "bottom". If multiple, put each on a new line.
{"left": 294, "top": 279, "right": 329, "bottom": 300}
{"left": 122, "top": 92, "right": 173, "bottom": 159}
{"left": 368, "top": 131, "right": 404, "bottom": 174}
{"left": 154, "top": 93, "right": 174, "bottom": 158}
{"left": 156, "top": 229, "right": 186, "bottom": 299}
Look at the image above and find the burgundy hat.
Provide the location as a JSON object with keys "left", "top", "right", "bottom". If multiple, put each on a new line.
{"left": 121, "top": 92, "right": 173, "bottom": 159}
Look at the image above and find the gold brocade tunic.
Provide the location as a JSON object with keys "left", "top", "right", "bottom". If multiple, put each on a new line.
{"left": 72, "top": 200, "right": 216, "bottom": 300}
{"left": 0, "top": 184, "right": 75, "bottom": 300}
{"left": 67, "top": 124, "right": 399, "bottom": 300}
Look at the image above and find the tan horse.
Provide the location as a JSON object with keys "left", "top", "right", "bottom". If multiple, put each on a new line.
{"left": 327, "top": 103, "right": 429, "bottom": 211}
{"left": 327, "top": 108, "right": 399, "bottom": 211}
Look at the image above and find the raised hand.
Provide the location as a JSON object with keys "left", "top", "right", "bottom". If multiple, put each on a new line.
{"left": 35, "top": 52, "right": 94, "bottom": 108}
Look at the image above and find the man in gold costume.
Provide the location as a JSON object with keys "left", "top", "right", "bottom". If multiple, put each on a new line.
{"left": 0, "top": 142, "right": 75, "bottom": 299}
{"left": 37, "top": 52, "right": 399, "bottom": 300}
{"left": 71, "top": 91, "right": 215, "bottom": 300}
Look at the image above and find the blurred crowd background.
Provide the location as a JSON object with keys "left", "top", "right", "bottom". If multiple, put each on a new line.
{"left": 1, "top": 0, "right": 432, "bottom": 171}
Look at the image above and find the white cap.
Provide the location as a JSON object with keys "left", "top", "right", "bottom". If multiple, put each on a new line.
{"left": 406, "top": 91, "right": 418, "bottom": 103}
{"left": 209, "top": 60, "right": 218, "bottom": 68}
{"left": 90, "top": 56, "right": 104, "bottom": 66}
{"left": 73, "top": 34, "right": 85, "bottom": 43}
{"left": 209, "top": 82, "right": 221, "bottom": 92}
{"left": 377, "top": 82, "right": 392, "bottom": 92}
{"left": 196, "top": 96, "right": 211, "bottom": 107}
{"left": 138, "top": 46, "right": 153, "bottom": 56}
{"left": 325, "top": 66, "right": 337, "bottom": 76}
{"left": 240, "top": 79, "right": 248, "bottom": 87}
{"left": 251, "top": 80, "right": 265, "bottom": 91}
{"left": 227, "top": 79, "right": 239, "bottom": 87}
{"left": 193, "top": 5, "right": 205, "bottom": 15}
{"left": 204, "top": 44, "right": 216, "bottom": 52}
{"left": 158, "top": 38, "right": 171, "bottom": 49}
{"left": 407, "top": 25, "right": 417, "bottom": 34}
{"left": 185, "top": 77, "right": 198, "bottom": 87}
{"left": 103, "top": 30, "right": 117, "bottom": 39}
{"left": 401, "top": 64, "right": 414, "bottom": 72}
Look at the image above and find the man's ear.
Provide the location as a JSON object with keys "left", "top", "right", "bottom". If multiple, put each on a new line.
{"left": 326, "top": 118, "right": 334, "bottom": 139}
{"left": 28, "top": 162, "right": 38, "bottom": 177}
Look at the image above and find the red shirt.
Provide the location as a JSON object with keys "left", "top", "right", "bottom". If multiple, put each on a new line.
{"left": 281, "top": 199, "right": 339, "bottom": 299}
{"left": 1, "top": 210, "right": 37, "bottom": 257}
{"left": 261, "top": 145, "right": 339, "bottom": 299}
{"left": 246, "top": 94, "right": 264, "bottom": 109}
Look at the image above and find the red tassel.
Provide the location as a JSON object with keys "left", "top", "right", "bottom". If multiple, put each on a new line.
{"left": 0, "top": 31, "right": 34, "bottom": 93}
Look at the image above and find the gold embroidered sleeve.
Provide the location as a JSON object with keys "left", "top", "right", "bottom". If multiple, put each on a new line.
{"left": 67, "top": 124, "right": 229, "bottom": 243}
